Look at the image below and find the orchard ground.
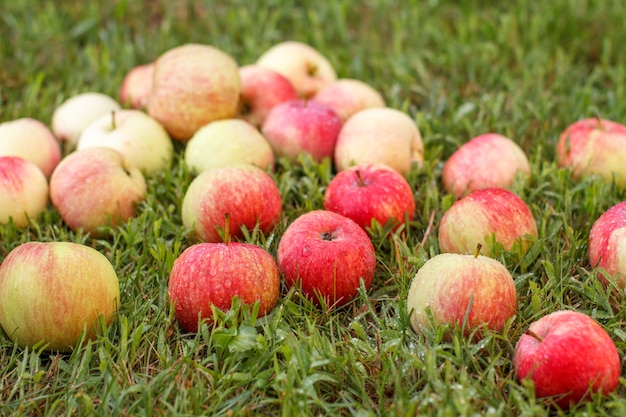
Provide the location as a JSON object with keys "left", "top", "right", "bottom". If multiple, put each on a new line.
{"left": 2, "top": 1, "right": 626, "bottom": 416}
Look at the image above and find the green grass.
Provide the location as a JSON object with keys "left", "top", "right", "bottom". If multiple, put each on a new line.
{"left": 2, "top": 0, "right": 626, "bottom": 415}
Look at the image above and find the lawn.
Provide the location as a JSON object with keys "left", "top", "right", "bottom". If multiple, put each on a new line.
{"left": 1, "top": 0, "right": 626, "bottom": 416}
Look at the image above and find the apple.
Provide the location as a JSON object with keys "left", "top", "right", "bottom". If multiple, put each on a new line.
{"left": 182, "top": 164, "right": 282, "bottom": 243}
{"left": 323, "top": 163, "right": 415, "bottom": 231}
{"left": 442, "top": 133, "right": 531, "bottom": 199}
{"left": 168, "top": 214, "right": 280, "bottom": 332}
{"left": 556, "top": 117, "right": 626, "bottom": 188}
{"left": 147, "top": 43, "right": 241, "bottom": 142}
{"left": 514, "top": 310, "right": 621, "bottom": 409}
{"left": 312, "top": 78, "right": 385, "bottom": 123}
{"left": 261, "top": 99, "right": 342, "bottom": 163}
{"left": 0, "top": 117, "right": 62, "bottom": 178}
{"left": 120, "top": 62, "right": 154, "bottom": 109}
{"left": 0, "top": 241, "right": 120, "bottom": 352}
{"left": 406, "top": 251, "right": 517, "bottom": 339}
{"left": 438, "top": 187, "right": 538, "bottom": 257}
{"left": 184, "top": 119, "right": 274, "bottom": 174}
{"left": 51, "top": 92, "right": 121, "bottom": 151}
{"left": 77, "top": 109, "right": 174, "bottom": 175}
{"left": 256, "top": 41, "right": 337, "bottom": 98}
{"left": 238, "top": 64, "right": 299, "bottom": 127}
{"left": 334, "top": 107, "right": 423, "bottom": 176}
{"left": 588, "top": 201, "right": 626, "bottom": 289}
{"left": 0, "top": 156, "right": 49, "bottom": 228}
{"left": 49, "top": 147, "right": 147, "bottom": 235}
{"left": 277, "top": 210, "right": 376, "bottom": 307}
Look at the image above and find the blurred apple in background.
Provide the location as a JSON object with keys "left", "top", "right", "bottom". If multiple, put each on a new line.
{"left": 334, "top": 107, "right": 423, "bottom": 176}
{"left": 0, "top": 156, "right": 49, "bottom": 228}
{"left": 313, "top": 78, "right": 385, "bottom": 123}
{"left": 182, "top": 164, "right": 282, "bottom": 243}
{"left": 514, "top": 310, "right": 621, "bottom": 409}
{"left": 0, "top": 241, "right": 120, "bottom": 352}
{"left": 0, "top": 117, "right": 61, "bottom": 178}
{"left": 51, "top": 92, "right": 121, "bottom": 152}
{"left": 238, "top": 64, "right": 299, "bottom": 127}
{"left": 442, "top": 133, "right": 531, "bottom": 199}
{"left": 323, "top": 163, "right": 415, "bottom": 232}
{"left": 77, "top": 109, "right": 174, "bottom": 176}
{"left": 556, "top": 117, "right": 626, "bottom": 188}
{"left": 120, "top": 62, "right": 154, "bottom": 110}
{"left": 256, "top": 41, "right": 337, "bottom": 98}
{"left": 148, "top": 43, "right": 241, "bottom": 141}
{"left": 406, "top": 251, "right": 517, "bottom": 339}
{"left": 261, "top": 99, "right": 342, "bottom": 163}
{"left": 277, "top": 210, "right": 377, "bottom": 308}
{"left": 438, "top": 187, "right": 538, "bottom": 257}
{"left": 184, "top": 119, "right": 274, "bottom": 174}
{"left": 49, "top": 147, "right": 147, "bottom": 235}
{"left": 588, "top": 200, "right": 626, "bottom": 290}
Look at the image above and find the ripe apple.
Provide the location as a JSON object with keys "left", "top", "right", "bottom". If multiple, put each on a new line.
{"left": 261, "top": 99, "right": 342, "bottom": 163}
{"left": 438, "top": 187, "right": 538, "bottom": 257}
{"left": 147, "top": 43, "right": 241, "bottom": 142}
{"left": 556, "top": 117, "right": 626, "bottom": 188}
{"left": 49, "top": 147, "right": 147, "bottom": 235}
{"left": 334, "top": 107, "right": 423, "bottom": 176}
{"left": 182, "top": 164, "right": 282, "bottom": 243}
{"left": 77, "top": 109, "right": 174, "bottom": 175}
{"left": 323, "top": 163, "right": 415, "bottom": 231}
{"left": 588, "top": 201, "right": 626, "bottom": 289}
{"left": 0, "top": 117, "right": 62, "bottom": 178}
{"left": 238, "top": 64, "right": 299, "bottom": 127}
{"left": 51, "top": 92, "right": 121, "bottom": 151}
{"left": 256, "top": 41, "right": 337, "bottom": 98}
{"left": 0, "top": 241, "right": 120, "bottom": 352}
{"left": 277, "top": 210, "right": 377, "bottom": 307}
{"left": 514, "top": 310, "right": 621, "bottom": 409}
{"left": 312, "top": 78, "right": 385, "bottom": 123}
{"left": 0, "top": 156, "right": 49, "bottom": 228}
{"left": 442, "top": 133, "right": 531, "bottom": 199}
{"left": 168, "top": 215, "right": 280, "bottom": 332}
{"left": 184, "top": 119, "right": 274, "bottom": 174}
{"left": 406, "top": 251, "right": 517, "bottom": 338}
{"left": 120, "top": 62, "right": 154, "bottom": 109}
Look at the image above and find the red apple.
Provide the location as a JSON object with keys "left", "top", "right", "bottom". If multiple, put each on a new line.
{"left": 120, "top": 63, "right": 154, "bottom": 109}
{"left": 514, "top": 310, "right": 621, "bottom": 409}
{"left": 442, "top": 133, "right": 531, "bottom": 199}
{"left": 313, "top": 78, "right": 385, "bottom": 123}
{"left": 277, "top": 210, "right": 376, "bottom": 307}
{"left": 323, "top": 163, "right": 415, "bottom": 231}
{"left": 588, "top": 200, "right": 626, "bottom": 289}
{"left": 261, "top": 99, "right": 342, "bottom": 163}
{"left": 438, "top": 187, "right": 538, "bottom": 256}
{"left": 0, "top": 156, "right": 49, "bottom": 228}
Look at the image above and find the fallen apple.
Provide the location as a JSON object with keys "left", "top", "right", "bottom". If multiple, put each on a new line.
{"left": 588, "top": 200, "right": 626, "bottom": 289}
{"left": 313, "top": 78, "right": 385, "bottom": 123}
{"left": 120, "top": 62, "right": 154, "bottom": 110}
{"left": 0, "top": 156, "right": 49, "bottom": 228}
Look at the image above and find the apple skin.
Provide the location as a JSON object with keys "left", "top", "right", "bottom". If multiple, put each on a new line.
{"left": 0, "top": 117, "right": 62, "bottom": 178}
{"left": 147, "top": 43, "right": 241, "bottom": 142}
{"left": 277, "top": 210, "right": 377, "bottom": 307}
{"left": 49, "top": 147, "right": 147, "bottom": 235}
{"left": 77, "top": 109, "right": 174, "bottom": 175}
{"left": 442, "top": 133, "right": 531, "bottom": 199}
{"left": 0, "top": 241, "right": 120, "bottom": 352}
{"left": 168, "top": 241, "right": 280, "bottom": 332}
{"left": 184, "top": 119, "right": 274, "bottom": 174}
{"left": 256, "top": 41, "right": 337, "bottom": 99}
{"left": 0, "top": 156, "right": 49, "bottom": 228}
{"left": 588, "top": 201, "right": 626, "bottom": 289}
{"left": 312, "top": 78, "right": 385, "bottom": 123}
{"left": 438, "top": 187, "right": 538, "bottom": 256}
{"left": 181, "top": 164, "right": 282, "bottom": 243}
{"left": 334, "top": 107, "right": 424, "bottom": 176}
{"left": 238, "top": 64, "right": 300, "bottom": 127}
{"left": 513, "top": 310, "right": 621, "bottom": 409}
{"left": 406, "top": 253, "right": 517, "bottom": 338}
{"left": 120, "top": 63, "right": 154, "bottom": 109}
{"left": 261, "top": 99, "right": 342, "bottom": 163}
{"left": 323, "top": 163, "right": 415, "bottom": 231}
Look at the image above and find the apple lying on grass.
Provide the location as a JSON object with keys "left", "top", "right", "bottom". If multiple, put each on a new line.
{"left": 514, "top": 310, "right": 621, "bottom": 409}
{"left": 313, "top": 78, "right": 385, "bottom": 123}
{"left": 120, "top": 62, "right": 154, "bottom": 109}
{"left": 0, "top": 156, "right": 49, "bottom": 228}
{"left": 0, "top": 242, "right": 120, "bottom": 352}
{"left": 588, "top": 200, "right": 626, "bottom": 289}
{"left": 277, "top": 210, "right": 377, "bottom": 308}
{"left": 168, "top": 213, "right": 280, "bottom": 332}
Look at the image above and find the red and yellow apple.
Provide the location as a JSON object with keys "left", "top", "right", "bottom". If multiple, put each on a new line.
{"left": 0, "top": 156, "right": 49, "bottom": 228}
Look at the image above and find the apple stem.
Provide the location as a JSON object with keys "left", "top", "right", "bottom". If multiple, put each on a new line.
{"left": 595, "top": 114, "right": 604, "bottom": 131}
{"left": 355, "top": 169, "right": 366, "bottom": 187}
{"left": 526, "top": 329, "right": 543, "bottom": 343}
{"left": 111, "top": 110, "right": 117, "bottom": 130}
{"left": 224, "top": 212, "right": 231, "bottom": 245}
{"left": 474, "top": 243, "right": 482, "bottom": 258}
